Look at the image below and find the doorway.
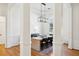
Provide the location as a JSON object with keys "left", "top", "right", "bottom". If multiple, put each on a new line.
{"left": 30, "top": 3, "right": 54, "bottom": 56}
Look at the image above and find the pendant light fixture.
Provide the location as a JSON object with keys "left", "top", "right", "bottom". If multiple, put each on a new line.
{"left": 38, "top": 3, "right": 48, "bottom": 23}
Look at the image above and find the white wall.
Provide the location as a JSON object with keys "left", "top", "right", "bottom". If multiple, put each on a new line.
{"left": 53, "top": 3, "right": 63, "bottom": 56}
{"left": 6, "top": 3, "right": 31, "bottom": 55}
{"left": 20, "top": 4, "right": 31, "bottom": 56}
{"left": 30, "top": 8, "right": 41, "bottom": 34}
{"left": 0, "top": 4, "right": 8, "bottom": 16}
{"left": 6, "top": 3, "right": 31, "bottom": 56}
{"left": 0, "top": 4, "right": 8, "bottom": 44}
{"left": 6, "top": 4, "right": 22, "bottom": 48}
{"left": 62, "top": 3, "right": 79, "bottom": 50}
{"left": 40, "top": 22, "right": 49, "bottom": 35}
{"left": 61, "top": 4, "right": 72, "bottom": 46}
{"left": 30, "top": 4, "right": 50, "bottom": 35}
{"left": 72, "top": 4, "right": 79, "bottom": 50}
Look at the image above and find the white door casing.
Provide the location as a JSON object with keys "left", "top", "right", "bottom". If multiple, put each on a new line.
{"left": 72, "top": 4, "right": 79, "bottom": 50}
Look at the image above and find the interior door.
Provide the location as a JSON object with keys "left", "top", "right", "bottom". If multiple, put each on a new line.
{"left": 72, "top": 4, "right": 79, "bottom": 50}
{"left": 0, "top": 16, "right": 6, "bottom": 44}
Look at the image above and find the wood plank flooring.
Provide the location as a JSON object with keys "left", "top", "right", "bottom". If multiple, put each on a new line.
{"left": 31, "top": 49, "right": 46, "bottom": 56}
{"left": 0, "top": 44, "right": 20, "bottom": 56}
{"left": 63, "top": 44, "right": 79, "bottom": 56}
{"left": 31, "top": 47, "right": 53, "bottom": 56}
{"left": 0, "top": 44, "right": 5, "bottom": 56}
{"left": 31, "top": 44, "right": 79, "bottom": 56}
{"left": 1, "top": 44, "right": 79, "bottom": 56}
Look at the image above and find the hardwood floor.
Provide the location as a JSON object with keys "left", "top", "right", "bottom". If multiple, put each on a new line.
{"left": 0, "top": 44, "right": 20, "bottom": 56}
{"left": 31, "top": 44, "right": 79, "bottom": 56}
{"left": 31, "top": 47, "right": 53, "bottom": 56}
{"left": 63, "top": 44, "right": 79, "bottom": 56}
{"left": 1, "top": 44, "right": 79, "bottom": 56}
{"left": 31, "top": 49, "right": 46, "bottom": 56}
{"left": 0, "top": 44, "right": 5, "bottom": 56}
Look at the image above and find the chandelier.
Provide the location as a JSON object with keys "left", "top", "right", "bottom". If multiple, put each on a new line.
{"left": 38, "top": 3, "right": 48, "bottom": 23}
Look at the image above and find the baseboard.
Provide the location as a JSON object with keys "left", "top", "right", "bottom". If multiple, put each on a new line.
{"left": 5, "top": 43, "right": 20, "bottom": 48}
